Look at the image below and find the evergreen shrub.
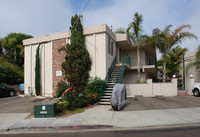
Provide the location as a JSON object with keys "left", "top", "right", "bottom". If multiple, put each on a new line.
{"left": 55, "top": 81, "right": 70, "bottom": 97}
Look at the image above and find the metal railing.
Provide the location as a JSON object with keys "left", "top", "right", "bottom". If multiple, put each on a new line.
{"left": 145, "top": 56, "right": 156, "bottom": 65}
{"left": 115, "top": 54, "right": 130, "bottom": 84}
{"left": 105, "top": 56, "right": 116, "bottom": 84}
{"left": 98, "top": 56, "right": 116, "bottom": 100}
{"left": 130, "top": 56, "right": 155, "bottom": 67}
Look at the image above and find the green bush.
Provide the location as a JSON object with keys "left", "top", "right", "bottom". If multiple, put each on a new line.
{"left": 56, "top": 81, "right": 71, "bottom": 97}
{"left": 62, "top": 90, "right": 80, "bottom": 110}
{"left": 0, "top": 57, "right": 23, "bottom": 84}
{"left": 79, "top": 93, "right": 89, "bottom": 108}
{"left": 84, "top": 77, "right": 106, "bottom": 104}
{"left": 56, "top": 100, "right": 69, "bottom": 112}
{"left": 58, "top": 77, "right": 105, "bottom": 110}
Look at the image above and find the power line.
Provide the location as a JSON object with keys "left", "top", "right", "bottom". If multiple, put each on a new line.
{"left": 80, "top": 0, "right": 90, "bottom": 16}
{"left": 72, "top": 0, "right": 90, "bottom": 28}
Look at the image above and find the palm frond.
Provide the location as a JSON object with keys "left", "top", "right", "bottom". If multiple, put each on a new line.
{"left": 163, "top": 25, "right": 172, "bottom": 33}
{"left": 172, "top": 32, "right": 197, "bottom": 46}
{"left": 152, "top": 28, "right": 161, "bottom": 36}
{"left": 173, "top": 24, "right": 191, "bottom": 36}
{"left": 127, "top": 12, "right": 143, "bottom": 41}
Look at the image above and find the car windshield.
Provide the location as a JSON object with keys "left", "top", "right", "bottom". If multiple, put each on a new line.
{"left": 0, "top": 84, "right": 6, "bottom": 88}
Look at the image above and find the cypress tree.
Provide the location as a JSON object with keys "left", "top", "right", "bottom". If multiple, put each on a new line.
{"left": 35, "top": 44, "right": 40, "bottom": 96}
{"left": 35, "top": 43, "right": 46, "bottom": 96}
{"left": 62, "top": 14, "right": 91, "bottom": 92}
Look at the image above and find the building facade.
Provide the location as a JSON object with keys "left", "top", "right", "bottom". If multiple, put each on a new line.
{"left": 23, "top": 24, "right": 157, "bottom": 97}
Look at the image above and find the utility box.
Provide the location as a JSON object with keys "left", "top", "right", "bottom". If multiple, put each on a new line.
{"left": 34, "top": 102, "right": 56, "bottom": 118}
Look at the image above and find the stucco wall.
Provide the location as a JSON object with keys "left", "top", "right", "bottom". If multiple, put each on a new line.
{"left": 126, "top": 79, "right": 177, "bottom": 97}
{"left": 153, "top": 79, "right": 177, "bottom": 96}
{"left": 24, "top": 42, "right": 52, "bottom": 97}
{"left": 106, "top": 34, "right": 116, "bottom": 75}
{"left": 41, "top": 42, "right": 53, "bottom": 97}
{"left": 122, "top": 70, "right": 146, "bottom": 83}
{"left": 126, "top": 79, "right": 152, "bottom": 97}
{"left": 24, "top": 45, "right": 31, "bottom": 94}
{"left": 185, "top": 58, "right": 200, "bottom": 90}
{"left": 85, "top": 33, "right": 107, "bottom": 79}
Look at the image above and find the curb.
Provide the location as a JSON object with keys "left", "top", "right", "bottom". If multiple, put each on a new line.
{"left": 8, "top": 125, "right": 113, "bottom": 131}
{"left": 0, "top": 128, "right": 9, "bottom": 132}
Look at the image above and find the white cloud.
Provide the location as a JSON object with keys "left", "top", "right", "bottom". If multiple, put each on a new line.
{"left": 0, "top": 0, "right": 73, "bottom": 37}
{"left": 83, "top": 0, "right": 200, "bottom": 54}
{"left": 0, "top": 0, "right": 199, "bottom": 56}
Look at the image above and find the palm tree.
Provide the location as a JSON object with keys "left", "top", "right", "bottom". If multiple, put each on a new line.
{"left": 126, "top": 12, "right": 143, "bottom": 79}
{"left": 114, "top": 27, "right": 126, "bottom": 34}
{"left": 145, "top": 24, "right": 197, "bottom": 82}
{"left": 186, "top": 45, "right": 200, "bottom": 73}
{"left": 159, "top": 45, "right": 187, "bottom": 80}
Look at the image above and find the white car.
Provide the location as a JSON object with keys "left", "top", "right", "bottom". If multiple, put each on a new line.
{"left": 192, "top": 83, "right": 200, "bottom": 97}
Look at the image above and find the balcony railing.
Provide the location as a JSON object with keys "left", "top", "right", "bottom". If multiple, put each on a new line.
{"left": 129, "top": 56, "right": 155, "bottom": 67}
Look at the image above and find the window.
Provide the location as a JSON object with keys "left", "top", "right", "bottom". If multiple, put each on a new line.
{"left": 108, "top": 37, "right": 114, "bottom": 56}
{"left": 108, "top": 37, "right": 111, "bottom": 54}
{"left": 110, "top": 41, "right": 113, "bottom": 56}
{"left": 119, "top": 48, "right": 122, "bottom": 62}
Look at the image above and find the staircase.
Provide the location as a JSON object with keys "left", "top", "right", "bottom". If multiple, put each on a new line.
{"left": 98, "top": 55, "right": 130, "bottom": 105}
{"left": 98, "top": 66, "right": 124, "bottom": 105}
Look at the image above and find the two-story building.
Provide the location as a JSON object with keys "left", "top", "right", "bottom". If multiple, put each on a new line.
{"left": 23, "top": 24, "right": 157, "bottom": 97}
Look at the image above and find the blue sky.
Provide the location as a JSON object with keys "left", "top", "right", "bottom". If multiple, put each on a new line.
{"left": 0, "top": 0, "right": 199, "bottom": 55}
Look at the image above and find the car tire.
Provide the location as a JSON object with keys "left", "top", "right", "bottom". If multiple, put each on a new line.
{"left": 9, "top": 91, "right": 15, "bottom": 97}
{"left": 193, "top": 89, "right": 199, "bottom": 97}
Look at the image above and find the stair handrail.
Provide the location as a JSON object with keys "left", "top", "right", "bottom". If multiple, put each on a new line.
{"left": 115, "top": 54, "right": 130, "bottom": 84}
{"left": 98, "top": 56, "right": 116, "bottom": 100}
{"left": 104, "top": 56, "right": 116, "bottom": 84}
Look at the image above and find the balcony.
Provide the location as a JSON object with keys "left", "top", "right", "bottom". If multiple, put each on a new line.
{"left": 129, "top": 56, "right": 156, "bottom": 68}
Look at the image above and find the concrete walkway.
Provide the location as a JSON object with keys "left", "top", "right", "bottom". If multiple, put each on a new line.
{"left": 69, "top": 106, "right": 200, "bottom": 128}
{"left": 0, "top": 113, "right": 30, "bottom": 131}
{"left": 6, "top": 106, "right": 200, "bottom": 131}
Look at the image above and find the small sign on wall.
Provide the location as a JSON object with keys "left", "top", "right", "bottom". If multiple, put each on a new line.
{"left": 56, "top": 70, "right": 62, "bottom": 77}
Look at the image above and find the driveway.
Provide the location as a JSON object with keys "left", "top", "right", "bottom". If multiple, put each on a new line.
{"left": 0, "top": 96, "right": 52, "bottom": 130}
{"left": 123, "top": 96, "right": 200, "bottom": 111}
{"left": 0, "top": 96, "right": 52, "bottom": 113}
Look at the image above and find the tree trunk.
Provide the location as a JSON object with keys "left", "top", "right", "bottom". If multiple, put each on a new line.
{"left": 137, "top": 45, "right": 140, "bottom": 79}
{"left": 163, "top": 55, "right": 166, "bottom": 82}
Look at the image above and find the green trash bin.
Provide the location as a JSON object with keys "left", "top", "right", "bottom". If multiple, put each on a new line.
{"left": 34, "top": 102, "right": 56, "bottom": 118}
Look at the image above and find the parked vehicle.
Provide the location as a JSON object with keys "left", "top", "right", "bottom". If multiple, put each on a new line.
{"left": 192, "top": 83, "right": 200, "bottom": 97}
{"left": 0, "top": 83, "right": 16, "bottom": 97}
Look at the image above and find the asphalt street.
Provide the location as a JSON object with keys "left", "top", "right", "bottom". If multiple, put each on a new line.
{"left": 1, "top": 126, "right": 200, "bottom": 137}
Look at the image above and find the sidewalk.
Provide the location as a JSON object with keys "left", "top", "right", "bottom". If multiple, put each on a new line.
{"left": 0, "top": 113, "right": 30, "bottom": 131}
{"left": 5, "top": 105, "right": 200, "bottom": 131}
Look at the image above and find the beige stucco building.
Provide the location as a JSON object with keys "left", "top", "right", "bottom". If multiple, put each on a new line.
{"left": 184, "top": 48, "right": 200, "bottom": 90}
{"left": 23, "top": 24, "right": 157, "bottom": 97}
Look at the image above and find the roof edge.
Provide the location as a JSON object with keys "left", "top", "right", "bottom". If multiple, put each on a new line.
{"left": 23, "top": 24, "right": 115, "bottom": 46}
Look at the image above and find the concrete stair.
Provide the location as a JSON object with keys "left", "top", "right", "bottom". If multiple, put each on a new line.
{"left": 177, "top": 91, "right": 189, "bottom": 96}
{"left": 98, "top": 65, "right": 125, "bottom": 105}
